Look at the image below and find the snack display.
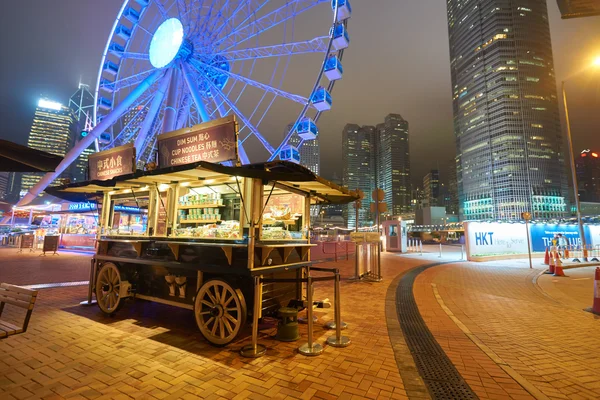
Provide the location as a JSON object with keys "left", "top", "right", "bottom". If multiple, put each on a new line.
{"left": 174, "top": 220, "right": 241, "bottom": 239}
{"left": 262, "top": 227, "right": 292, "bottom": 240}
{"left": 178, "top": 192, "right": 224, "bottom": 223}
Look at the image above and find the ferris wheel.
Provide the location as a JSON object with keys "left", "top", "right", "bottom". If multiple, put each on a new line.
{"left": 87, "top": 0, "right": 352, "bottom": 166}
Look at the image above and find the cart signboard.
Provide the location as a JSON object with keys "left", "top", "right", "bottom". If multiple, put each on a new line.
{"left": 42, "top": 235, "right": 60, "bottom": 255}
{"left": 157, "top": 116, "right": 238, "bottom": 167}
{"left": 88, "top": 143, "right": 136, "bottom": 181}
{"left": 155, "top": 191, "right": 168, "bottom": 236}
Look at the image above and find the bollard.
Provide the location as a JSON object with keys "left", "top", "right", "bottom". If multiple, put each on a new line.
{"left": 327, "top": 270, "right": 351, "bottom": 347}
{"left": 438, "top": 243, "right": 442, "bottom": 258}
{"left": 460, "top": 245, "right": 464, "bottom": 260}
{"left": 80, "top": 258, "right": 98, "bottom": 306}
{"left": 420, "top": 240, "right": 423, "bottom": 256}
{"left": 299, "top": 275, "right": 324, "bottom": 356}
{"left": 240, "top": 276, "right": 267, "bottom": 358}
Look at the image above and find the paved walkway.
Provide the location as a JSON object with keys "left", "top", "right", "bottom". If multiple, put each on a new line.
{"left": 0, "top": 246, "right": 598, "bottom": 399}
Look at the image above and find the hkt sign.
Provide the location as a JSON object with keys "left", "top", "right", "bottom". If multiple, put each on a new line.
{"left": 465, "top": 222, "right": 528, "bottom": 258}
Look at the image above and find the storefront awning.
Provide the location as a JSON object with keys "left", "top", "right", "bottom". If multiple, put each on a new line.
{"left": 46, "top": 161, "right": 359, "bottom": 205}
{"left": 0, "top": 140, "right": 64, "bottom": 172}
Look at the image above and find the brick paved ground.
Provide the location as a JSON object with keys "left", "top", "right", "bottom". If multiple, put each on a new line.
{"left": 415, "top": 263, "right": 600, "bottom": 400}
{"left": 0, "top": 251, "right": 422, "bottom": 400}
{"left": 537, "top": 266, "right": 598, "bottom": 311}
{"left": 0, "top": 248, "right": 93, "bottom": 285}
{"left": 2, "top": 246, "right": 599, "bottom": 399}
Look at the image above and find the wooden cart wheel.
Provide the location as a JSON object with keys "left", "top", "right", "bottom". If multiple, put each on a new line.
{"left": 95, "top": 262, "right": 124, "bottom": 315}
{"left": 194, "top": 279, "right": 247, "bottom": 346}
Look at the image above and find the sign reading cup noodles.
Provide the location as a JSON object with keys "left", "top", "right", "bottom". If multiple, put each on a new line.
{"left": 88, "top": 143, "right": 135, "bottom": 181}
{"left": 157, "top": 115, "right": 238, "bottom": 167}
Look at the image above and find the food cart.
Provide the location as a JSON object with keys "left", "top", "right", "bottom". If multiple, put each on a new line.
{"left": 49, "top": 159, "right": 357, "bottom": 346}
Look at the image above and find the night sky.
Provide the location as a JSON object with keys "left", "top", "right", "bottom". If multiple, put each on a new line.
{"left": 0, "top": 0, "right": 598, "bottom": 184}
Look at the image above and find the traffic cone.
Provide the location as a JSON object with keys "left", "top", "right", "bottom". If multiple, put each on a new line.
{"left": 547, "top": 251, "right": 556, "bottom": 274}
{"left": 553, "top": 257, "right": 566, "bottom": 277}
{"left": 543, "top": 248, "right": 550, "bottom": 265}
{"left": 592, "top": 268, "right": 600, "bottom": 315}
{"left": 564, "top": 247, "right": 570, "bottom": 258}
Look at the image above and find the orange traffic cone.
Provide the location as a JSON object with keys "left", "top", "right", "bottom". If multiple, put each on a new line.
{"left": 547, "top": 251, "right": 556, "bottom": 274}
{"left": 592, "top": 268, "right": 600, "bottom": 315}
{"left": 543, "top": 248, "right": 550, "bottom": 265}
{"left": 553, "top": 257, "right": 566, "bottom": 277}
{"left": 564, "top": 247, "right": 570, "bottom": 258}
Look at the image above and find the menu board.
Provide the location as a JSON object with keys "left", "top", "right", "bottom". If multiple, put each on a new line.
{"left": 157, "top": 116, "right": 238, "bottom": 167}
{"left": 20, "top": 235, "right": 34, "bottom": 249}
{"left": 88, "top": 143, "right": 136, "bottom": 181}
{"left": 43, "top": 235, "right": 60, "bottom": 254}
{"left": 155, "top": 191, "right": 169, "bottom": 236}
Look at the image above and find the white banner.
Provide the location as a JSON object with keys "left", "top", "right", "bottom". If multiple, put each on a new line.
{"left": 464, "top": 222, "right": 529, "bottom": 258}
{"left": 587, "top": 225, "right": 600, "bottom": 247}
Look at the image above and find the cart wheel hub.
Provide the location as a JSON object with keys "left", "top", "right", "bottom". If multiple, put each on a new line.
{"left": 211, "top": 305, "right": 223, "bottom": 318}
{"left": 103, "top": 284, "right": 111, "bottom": 292}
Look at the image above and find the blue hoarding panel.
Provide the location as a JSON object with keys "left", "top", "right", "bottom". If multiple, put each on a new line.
{"left": 529, "top": 224, "right": 581, "bottom": 252}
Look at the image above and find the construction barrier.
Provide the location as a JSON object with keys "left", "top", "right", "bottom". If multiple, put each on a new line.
{"left": 544, "top": 244, "right": 600, "bottom": 263}
{"left": 593, "top": 268, "right": 600, "bottom": 315}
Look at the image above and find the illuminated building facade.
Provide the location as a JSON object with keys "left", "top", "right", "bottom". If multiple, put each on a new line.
{"left": 0, "top": 172, "right": 8, "bottom": 201}
{"left": 21, "top": 99, "right": 77, "bottom": 195}
{"left": 576, "top": 150, "right": 600, "bottom": 202}
{"left": 376, "top": 114, "right": 411, "bottom": 215}
{"left": 283, "top": 123, "right": 320, "bottom": 175}
{"left": 423, "top": 170, "right": 440, "bottom": 207}
{"left": 557, "top": 0, "right": 600, "bottom": 18}
{"left": 446, "top": 0, "right": 567, "bottom": 221}
{"left": 69, "top": 83, "right": 96, "bottom": 182}
{"left": 342, "top": 124, "right": 376, "bottom": 228}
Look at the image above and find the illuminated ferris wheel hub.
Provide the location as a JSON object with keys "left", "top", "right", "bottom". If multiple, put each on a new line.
{"left": 16, "top": 0, "right": 353, "bottom": 207}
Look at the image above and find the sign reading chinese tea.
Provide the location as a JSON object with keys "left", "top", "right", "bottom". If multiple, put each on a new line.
{"left": 88, "top": 143, "right": 135, "bottom": 181}
{"left": 157, "top": 115, "right": 238, "bottom": 167}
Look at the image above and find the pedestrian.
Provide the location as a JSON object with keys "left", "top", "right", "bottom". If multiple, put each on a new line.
{"left": 557, "top": 233, "right": 568, "bottom": 257}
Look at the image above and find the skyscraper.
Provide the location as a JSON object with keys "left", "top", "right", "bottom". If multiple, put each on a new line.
{"left": 423, "top": 170, "right": 440, "bottom": 207}
{"left": 575, "top": 150, "right": 600, "bottom": 202}
{"left": 557, "top": 0, "right": 600, "bottom": 18}
{"left": 377, "top": 114, "right": 411, "bottom": 215}
{"left": 283, "top": 123, "right": 320, "bottom": 175}
{"left": 21, "top": 99, "right": 77, "bottom": 196}
{"left": 0, "top": 172, "right": 9, "bottom": 201}
{"left": 69, "top": 83, "right": 96, "bottom": 182}
{"left": 342, "top": 124, "right": 376, "bottom": 228}
{"left": 446, "top": 0, "right": 567, "bottom": 220}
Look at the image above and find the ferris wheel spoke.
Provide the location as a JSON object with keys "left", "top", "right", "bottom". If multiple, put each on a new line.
{"left": 107, "top": 95, "right": 154, "bottom": 147}
{"left": 134, "top": 69, "right": 173, "bottom": 153}
{"left": 116, "top": 52, "right": 150, "bottom": 61}
{"left": 206, "top": 0, "right": 256, "bottom": 44}
{"left": 101, "top": 68, "right": 158, "bottom": 92}
{"left": 151, "top": 0, "right": 170, "bottom": 21}
{"left": 218, "top": 0, "right": 328, "bottom": 51}
{"left": 181, "top": 62, "right": 211, "bottom": 122}
{"left": 192, "top": 58, "right": 311, "bottom": 107}
{"left": 209, "top": 36, "right": 330, "bottom": 62}
{"left": 198, "top": 72, "right": 276, "bottom": 155}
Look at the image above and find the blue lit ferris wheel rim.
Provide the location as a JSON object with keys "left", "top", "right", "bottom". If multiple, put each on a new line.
{"left": 93, "top": 0, "right": 350, "bottom": 164}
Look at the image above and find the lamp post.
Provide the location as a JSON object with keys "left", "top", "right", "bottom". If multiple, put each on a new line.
{"left": 561, "top": 56, "right": 600, "bottom": 253}
{"left": 562, "top": 80, "right": 586, "bottom": 251}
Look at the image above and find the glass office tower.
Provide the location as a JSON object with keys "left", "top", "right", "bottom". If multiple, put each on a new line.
{"left": 446, "top": 0, "right": 567, "bottom": 220}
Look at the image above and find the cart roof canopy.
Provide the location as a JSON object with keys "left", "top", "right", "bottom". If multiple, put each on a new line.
{"left": 46, "top": 160, "right": 359, "bottom": 205}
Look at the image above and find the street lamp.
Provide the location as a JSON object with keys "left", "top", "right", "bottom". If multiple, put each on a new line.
{"left": 561, "top": 56, "right": 600, "bottom": 253}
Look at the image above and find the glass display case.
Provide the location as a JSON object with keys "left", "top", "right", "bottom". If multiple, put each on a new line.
{"left": 173, "top": 182, "right": 243, "bottom": 239}
{"left": 261, "top": 185, "right": 307, "bottom": 241}
{"left": 106, "top": 193, "right": 149, "bottom": 236}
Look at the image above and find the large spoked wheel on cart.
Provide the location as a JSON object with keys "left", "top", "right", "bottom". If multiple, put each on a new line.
{"left": 95, "top": 262, "right": 124, "bottom": 315}
{"left": 194, "top": 279, "right": 247, "bottom": 346}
